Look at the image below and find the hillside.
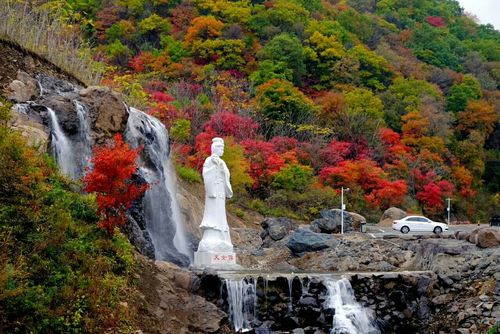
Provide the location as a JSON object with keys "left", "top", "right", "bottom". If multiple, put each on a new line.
{"left": 31, "top": 0, "right": 499, "bottom": 223}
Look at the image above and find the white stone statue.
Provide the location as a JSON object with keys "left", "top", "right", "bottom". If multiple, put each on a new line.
{"left": 194, "top": 137, "right": 237, "bottom": 267}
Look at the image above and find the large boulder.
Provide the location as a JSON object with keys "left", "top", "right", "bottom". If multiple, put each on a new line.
{"left": 287, "top": 229, "right": 334, "bottom": 254}
{"left": 474, "top": 228, "right": 500, "bottom": 248}
{"left": 79, "top": 86, "right": 129, "bottom": 143}
{"left": 8, "top": 103, "right": 49, "bottom": 151}
{"left": 350, "top": 212, "right": 366, "bottom": 230}
{"left": 311, "top": 209, "right": 354, "bottom": 233}
{"left": 6, "top": 71, "right": 39, "bottom": 102}
{"left": 260, "top": 217, "right": 298, "bottom": 247}
{"left": 379, "top": 207, "right": 407, "bottom": 226}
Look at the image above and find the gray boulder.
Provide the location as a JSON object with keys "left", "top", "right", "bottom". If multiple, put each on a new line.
{"left": 7, "top": 70, "right": 39, "bottom": 102}
{"left": 260, "top": 217, "right": 298, "bottom": 247}
{"left": 311, "top": 209, "right": 353, "bottom": 233}
{"left": 380, "top": 207, "right": 407, "bottom": 226}
{"left": 475, "top": 228, "right": 500, "bottom": 248}
{"left": 287, "top": 229, "right": 333, "bottom": 254}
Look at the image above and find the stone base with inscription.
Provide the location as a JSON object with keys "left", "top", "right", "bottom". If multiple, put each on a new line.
{"left": 193, "top": 251, "right": 237, "bottom": 268}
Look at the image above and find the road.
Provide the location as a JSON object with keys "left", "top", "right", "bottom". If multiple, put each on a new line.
{"left": 365, "top": 224, "right": 490, "bottom": 238}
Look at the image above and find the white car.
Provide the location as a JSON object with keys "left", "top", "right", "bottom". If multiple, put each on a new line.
{"left": 392, "top": 216, "right": 448, "bottom": 234}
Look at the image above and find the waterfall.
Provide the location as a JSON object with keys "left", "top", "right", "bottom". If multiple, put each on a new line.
{"left": 324, "top": 278, "right": 380, "bottom": 334}
{"left": 219, "top": 274, "right": 381, "bottom": 333}
{"left": 47, "top": 107, "right": 77, "bottom": 178}
{"left": 287, "top": 276, "right": 294, "bottom": 312}
{"left": 125, "top": 108, "right": 192, "bottom": 266}
{"left": 225, "top": 278, "right": 258, "bottom": 332}
{"left": 75, "top": 101, "right": 92, "bottom": 173}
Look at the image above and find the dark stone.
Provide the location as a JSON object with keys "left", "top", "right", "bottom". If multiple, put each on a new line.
{"left": 298, "top": 296, "right": 318, "bottom": 307}
{"left": 311, "top": 209, "right": 354, "bottom": 233}
{"left": 261, "top": 217, "right": 298, "bottom": 247}
{"left": 287, "top": 229, "right": 333, "bottom": 254}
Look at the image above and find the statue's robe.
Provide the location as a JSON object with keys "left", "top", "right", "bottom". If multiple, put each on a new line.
{"left": 199, "top": 154, "right": 233, "bottom": 235}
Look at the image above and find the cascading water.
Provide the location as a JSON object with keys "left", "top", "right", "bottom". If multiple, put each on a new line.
{"left": 74, "top": 101, "right": 92, "bottom": 172}
{"left": 219, "top": 273, "right": 380, "bottom": 333}
{"left": 324, "top": 278, "right": 380, "bottom": 334}
{"left": 47, "top": 107, "right": 77, "bottom": 178}
{"left": 125, "top": 108, "right": 192, "bottom": 266}
{"left": 225, "top": 278, "right": 258, "bottom": 332}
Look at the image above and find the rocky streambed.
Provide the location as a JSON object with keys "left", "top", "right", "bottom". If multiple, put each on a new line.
{"left": 185, "top": 219, "right": 499, "bottom": 334}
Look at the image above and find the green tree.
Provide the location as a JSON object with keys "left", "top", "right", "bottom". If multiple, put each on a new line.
{"left": 446, "top": 74, "right": 482, "bottom": 112}
{"left": 272, "top": 163, "right": 314, "bottom": 192}
{"left": 258, "top": 33, "right": 306, "bottom": 85}
{"left": 347, "top": 45, "right": 393, "bottom": 90}
{"left": 304, "top": 31, "right": 346, "bottom": 88}
{"left": 250, "top": 60, "right": 293, "bottom": 88}
{"left": 381, "top": 77, "right": 443, "bottom": 130}
{"left": 253, "top": 79, "right": 317, "bottom": 137}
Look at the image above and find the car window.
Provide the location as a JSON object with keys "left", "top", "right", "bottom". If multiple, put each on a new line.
{"left": 420, "top": 218, "right": 430, "bottom": 223}
{"left": 407, "top": 217, "right": 419, "bottom": 222}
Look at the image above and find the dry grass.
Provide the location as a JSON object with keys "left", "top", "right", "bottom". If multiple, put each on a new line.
{"left": 0, "top": 1, "right": 103, "bottom": 86}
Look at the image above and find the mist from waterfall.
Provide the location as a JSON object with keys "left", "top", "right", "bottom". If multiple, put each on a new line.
{"left": 325, "top": 278, "right": 380, "bottom": 334}
{"left": 125, "top": 108, "right": 192, "bottom": 265}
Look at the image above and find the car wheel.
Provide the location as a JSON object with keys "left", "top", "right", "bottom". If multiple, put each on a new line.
{"left": 400, "top": 226, "right": 410, "bottom": 234}
{"left": 433, "top": 226, "right": 443, "bottom": 234}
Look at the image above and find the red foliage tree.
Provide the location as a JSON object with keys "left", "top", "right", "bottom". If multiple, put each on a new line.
{"left": 426, "top": 16, "right": 446, "bottom": 27}
{"left": 84, "top": 134, "right": 147, "bottom": 235}
{"left": 241, "top": 140, "right": 285, "bottom": 192}
{"left": 318, "top": 140, "right": 353, "bottom": 166}
{"left": 416, "top": 180, "right": 454, "bottom": 214}
{"left": 204, "top": 112, "right": 259, "bottom": 141}
{"left": 365, "top": 179, "right": 408, "bottom": 210}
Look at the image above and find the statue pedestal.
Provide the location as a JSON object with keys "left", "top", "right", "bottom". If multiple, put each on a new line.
{"left": 193, "top": 251, "right": 237, "bottom": 268}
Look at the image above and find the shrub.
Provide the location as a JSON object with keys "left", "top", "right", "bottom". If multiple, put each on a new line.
{"left": 170, "top": 119, "right": 191, "bottom": 143}
{"left": 0, "top": 125, "right": 136, "bottom": 333}
{"left": 272, "top": 164, "right": 314, "bottom": 192}
{"left": 176, "top": 164, "right": 202, "bottom": 183}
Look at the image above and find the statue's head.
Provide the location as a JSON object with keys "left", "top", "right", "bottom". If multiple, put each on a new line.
{"left": 211, "top": 137, "right": 224, "bottom": 157}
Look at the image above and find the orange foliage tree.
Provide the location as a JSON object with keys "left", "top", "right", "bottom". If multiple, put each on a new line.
{"left": 84, "top": 134, "right": 147, "bottom": 235}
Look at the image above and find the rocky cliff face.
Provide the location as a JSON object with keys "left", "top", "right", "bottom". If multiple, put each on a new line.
{"left": 4, "top": 67, "right": 198, "bottom": 266}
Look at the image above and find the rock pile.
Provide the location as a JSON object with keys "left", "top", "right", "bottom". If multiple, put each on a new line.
{"left": 454, "top": 227, "right": 500, "bottom": 248}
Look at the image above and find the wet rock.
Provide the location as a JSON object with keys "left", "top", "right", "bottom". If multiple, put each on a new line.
{"left": 287, "top": 229, "right": 334, "bottom": 254}
{"left": 43, "top": 95, "right": 79, "bottom": 134}
{"left": 298, "top": 296, "right": 318, "bottom": 307}
{"left": 37, "top": 74, "right": 79, "bottom": 95}
{"left": 379, "top": 207, "right": 407, "bottom": 226}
